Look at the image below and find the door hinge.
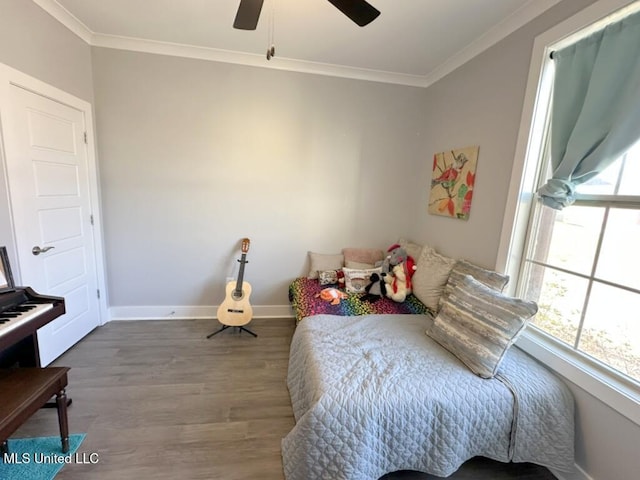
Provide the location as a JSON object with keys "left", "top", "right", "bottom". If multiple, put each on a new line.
{"left": 90, "top": 214, "right": 94, "bottom": 226}
{"left": 97, "top": 289, "right": 101, "bottom": 299}
{"left": 84, "top": 131, "right": 88, "bottom": 144}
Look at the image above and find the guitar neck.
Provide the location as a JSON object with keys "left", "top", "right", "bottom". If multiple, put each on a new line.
{"left": 234, "top": 253, "right": 248, "bottom": 295}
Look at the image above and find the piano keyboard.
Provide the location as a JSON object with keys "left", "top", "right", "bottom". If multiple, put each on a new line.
{"left": 0, "top": 302, "right": 54, "bottom": 336}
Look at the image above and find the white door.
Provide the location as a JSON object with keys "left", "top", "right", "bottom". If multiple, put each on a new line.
{"left": 2, "top": 84, "right": 101, "bottom": 365}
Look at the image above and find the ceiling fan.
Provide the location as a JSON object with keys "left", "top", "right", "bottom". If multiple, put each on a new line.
{"left": 233, "top": 0, "right": 381, "bottom": 30}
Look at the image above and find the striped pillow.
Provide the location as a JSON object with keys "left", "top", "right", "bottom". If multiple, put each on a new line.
{"left": 439, "top": 260, "right": 509, "bottom": 310}
{"left": 429, "top": 275, "right": 537, "bottom": 378}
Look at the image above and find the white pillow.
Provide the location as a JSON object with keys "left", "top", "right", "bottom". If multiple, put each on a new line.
{"left": 307, "top": 252, "right": 344, "bottom": 279}
{"left": 318, "top": 270, "right": 340, "bottom": 286}
{"left": 412, "top": 246, "right": 456, "bottom": 312}
{"left": 398, "top": 238, "right": 424, "bottom": 261}
{"left": 342, "top": 267, "right": 382, "bottom": 293}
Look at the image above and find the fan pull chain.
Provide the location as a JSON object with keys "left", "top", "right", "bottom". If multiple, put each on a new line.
{"left": 266, "top": 0, "right": 276, "bottom": 60}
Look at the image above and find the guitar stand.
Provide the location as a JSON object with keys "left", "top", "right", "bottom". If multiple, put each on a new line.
{"left": 207, "top": 324, "right": 257, "bottom": 338}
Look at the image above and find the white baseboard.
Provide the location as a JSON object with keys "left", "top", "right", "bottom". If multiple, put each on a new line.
{"left": 109, "top": 304, "right": 294, "bottom": 321}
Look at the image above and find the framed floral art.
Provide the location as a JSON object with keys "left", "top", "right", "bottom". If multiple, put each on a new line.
{"left": 428, "top": 146, "right": 478, "bottom": 220}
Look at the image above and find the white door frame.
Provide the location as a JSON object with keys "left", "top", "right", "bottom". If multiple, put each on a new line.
{"left": 0, "top": 62, "right": 108, "bottom": 326}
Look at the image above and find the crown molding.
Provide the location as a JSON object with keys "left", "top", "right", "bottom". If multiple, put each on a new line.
{"left": 33, "top": 0, "right": 562, "bottom": 88}
{"left": 422, "top": 0, "right": 563, "bottom": 88}
{"left": 91, "top": 33, "right": 429, "bottom": 87}
{"left": 32, "top": 0, "right": 93, "bottom": 44}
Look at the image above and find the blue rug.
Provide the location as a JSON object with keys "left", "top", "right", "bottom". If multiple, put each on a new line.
{"left": 0, "top": 434, "right": 86, "bottom": 480}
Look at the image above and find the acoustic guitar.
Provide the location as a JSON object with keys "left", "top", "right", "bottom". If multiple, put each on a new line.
{"left": 216, "top": 238, "right": 253, "bottom": 327}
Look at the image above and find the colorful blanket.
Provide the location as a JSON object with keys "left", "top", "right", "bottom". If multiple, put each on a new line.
{"left": 288, "top": 277, "right": 431, "bottom": 323}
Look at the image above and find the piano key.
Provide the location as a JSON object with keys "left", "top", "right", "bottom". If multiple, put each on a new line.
{"left": 0, "top": 287, "right": 65, "bottom": 367}
{"left": 0, "top": 303, "right": 54, "bottom": 337}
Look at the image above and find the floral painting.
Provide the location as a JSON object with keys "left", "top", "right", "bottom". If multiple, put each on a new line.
{"left": 428, "top": 146, "right": 478, "bottom": 220}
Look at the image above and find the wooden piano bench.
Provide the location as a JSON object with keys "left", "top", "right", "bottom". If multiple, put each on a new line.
{"left": 0, "top": 367, "right": 70, "bottom": 454}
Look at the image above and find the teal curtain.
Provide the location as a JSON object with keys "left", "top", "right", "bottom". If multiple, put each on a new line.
{"left": 537, "top": 9, "right": 640, "bottom": 209}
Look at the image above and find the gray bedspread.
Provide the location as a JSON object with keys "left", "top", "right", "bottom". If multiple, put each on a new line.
{"left": 282, "top": 314, "right": 574, "bottom": 480}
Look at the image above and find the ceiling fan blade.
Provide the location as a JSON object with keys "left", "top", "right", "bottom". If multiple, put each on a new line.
{"left": 233, "top": 0, "right": 264, "bottom": 30}
{"left": 327, "top": 0, "right": 380, "bottom": 27}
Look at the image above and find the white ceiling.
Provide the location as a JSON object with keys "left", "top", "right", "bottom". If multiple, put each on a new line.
{"left": 34, "top": 0, "right": 562, "bottom": 86}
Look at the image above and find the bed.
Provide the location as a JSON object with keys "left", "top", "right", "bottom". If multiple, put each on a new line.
{"left": 282, "top": 272, "right": 575, "bottom": 480}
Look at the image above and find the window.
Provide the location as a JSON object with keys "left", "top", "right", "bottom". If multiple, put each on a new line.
{"left": 498, "top": 0, "right": 640, "bottom": 424}
{"left": 519, "top": 140, "right": 640, "bottom": 383}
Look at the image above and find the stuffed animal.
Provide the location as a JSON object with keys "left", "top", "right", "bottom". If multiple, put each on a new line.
{"left": 387, "top": 244, "right": 407, "bottom": 266}
{"left": 383, "top": 244, "right": 417, "bottom": 292}
{"left": 384, "top": 263, "right": 409, "bottom": 302}
{"left": 377, "top": 256, "right": 391, "bottom": 274}
{"left": 362, "top": 272, "right": 387, "bottom": 303}
{"left": 377, "top": 243, "right": 401, "bottom": 274}
{"left": 315, "top": 287, "right": 348, "bottom": 305}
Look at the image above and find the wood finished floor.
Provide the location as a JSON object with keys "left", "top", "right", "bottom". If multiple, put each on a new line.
{"left": 14, "top": 318, "right": 556, "bottom": 479}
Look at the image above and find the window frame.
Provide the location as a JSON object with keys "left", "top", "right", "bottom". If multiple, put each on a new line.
{"left": 497, "top": 0, "right": 640, "bottom": 426}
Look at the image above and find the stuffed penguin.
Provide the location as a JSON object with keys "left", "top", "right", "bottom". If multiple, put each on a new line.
{"left": 362, "top": 272, "right": 387, "bottom": 303}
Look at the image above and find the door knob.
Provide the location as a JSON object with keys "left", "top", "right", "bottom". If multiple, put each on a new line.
{"left": 32, "top": 245, "right": 55, "bottom": 256}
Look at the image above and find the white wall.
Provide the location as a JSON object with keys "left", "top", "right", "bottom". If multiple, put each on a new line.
{"left": 0, "top": 0, "right": 93, "bottom": 102}
{"left": 91, "top": 47, "right": 426, "bottom": 309}
{"left": 410, "top": 0, "right": 640, "bottom": 479}
{"left": 0, "top": 0, "right": 94, "bottom": 270}
{"left": 410, "top": 37, "right": 532, "bottom": 266}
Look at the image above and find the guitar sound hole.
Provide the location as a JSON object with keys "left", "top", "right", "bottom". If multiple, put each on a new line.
{"left": 232, "top": 291, "right": 244, "bottom": 301}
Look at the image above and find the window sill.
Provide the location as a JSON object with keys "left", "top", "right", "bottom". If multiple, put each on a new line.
{"left": 515, "top": 328, "right": 640, "bottom": 426}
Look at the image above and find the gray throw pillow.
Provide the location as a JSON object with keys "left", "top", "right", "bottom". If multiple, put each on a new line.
{"left": 428, "top": 275, "right": 537, "bottom": 378}
{"left": 440, "top": 259, "right": 509, "bottom": 309}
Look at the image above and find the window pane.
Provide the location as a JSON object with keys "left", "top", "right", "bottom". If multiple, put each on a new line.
{"left": 530, "top": 206, "right": 603, "bottom": 275}
{"left": 575, "top": 157, "right": 621, "bottom": 195}
{"left": 575, "top": 138, "right": 640, "bottom": 196}
{"left": 579, "top": 282, "right": 640, "bottom": 381}
{"left": 596, "top": 208, "right": 640, "bottom": 291}
{"left": 618, "top": 140, "right": 640, "bottom": 195}
{"left": 521, "top": 262, "right": 587, "bottom": 346}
